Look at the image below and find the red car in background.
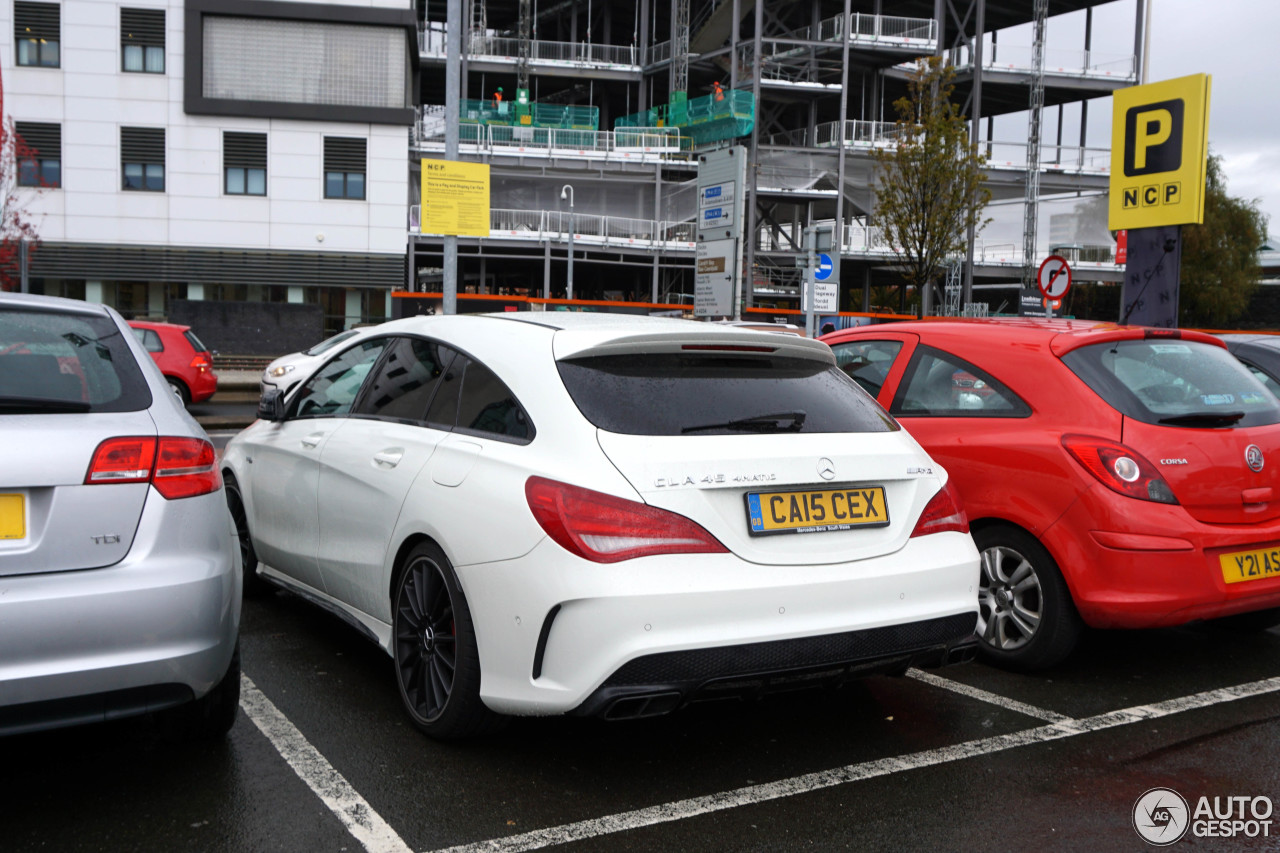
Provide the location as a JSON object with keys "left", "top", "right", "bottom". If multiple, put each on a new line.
{"left": 128, "top": 320, "right": 218, "bottom": 405}
{"left": 823, "top": 318, "right": 1280, "bottom": 670}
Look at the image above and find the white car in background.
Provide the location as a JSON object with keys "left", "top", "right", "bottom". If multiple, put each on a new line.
{"left": 223, "top": 313, "right": 979, "bottom": 739}
{"left": 261, "top": 327, "right": 374, "bottom": 395}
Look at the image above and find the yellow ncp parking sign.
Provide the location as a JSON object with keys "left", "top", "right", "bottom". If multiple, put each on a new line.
{"left": 1108, "top": 74, "right": 1211, "bottom": 231}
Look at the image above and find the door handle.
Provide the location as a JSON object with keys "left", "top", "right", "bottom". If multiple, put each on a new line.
{"left": 373, "top": 450, "right": 404, "bottom": 469}
{"left": 301, "top": 432, "right": 324, "bottom": 449}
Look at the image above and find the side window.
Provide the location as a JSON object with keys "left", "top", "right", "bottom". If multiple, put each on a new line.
{"left": 356, "top": 337, "right": 456, "bottom": 422}
{"left": 455, "top": 359, "right": 534, "bottom": 442}
{"left": 1242, "top": 361, "right": 1280, "bottom": 396}
{"left": 891, "top": 346, "right": 1029, "bottom": 417}
{"left": 425, "top": 354, "right": 463, "bottom": 429}
{"left": 130, "top": 327, "right": 163, "bottom": 352}
{"left": 290, "top": 338, "right": 387, "bottom": 419}
{"left": 830, "top": 340, "right": 903, "bottom": 397}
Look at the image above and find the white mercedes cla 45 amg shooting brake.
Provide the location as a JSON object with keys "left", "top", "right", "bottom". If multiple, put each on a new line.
{"left": 223, "top": 313, "right": 978, "bottom": 738}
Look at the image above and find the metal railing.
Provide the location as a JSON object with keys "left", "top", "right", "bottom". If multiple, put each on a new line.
{"left": 646, "top": 40, "right": 672, "bottom": 66}
{"left": 410, "top": 206, "right": 698, "bottom": 249}
{"left": 809, "top": 12, "right": 937, "bottom": 46}
{"left": 466, "top": 33, "right": 639, "bottom": 67}
{"left": 947, "top": 44, "right": 1136, "bottom": 79}
{"left": 413, "top": 112, "right": 689, "bottom": 160}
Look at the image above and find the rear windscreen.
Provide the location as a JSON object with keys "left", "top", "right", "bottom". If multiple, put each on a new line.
{"left": 0, "top": 306, "right": 152, "bottom": 413}
{"left": 1062, "top": 338, "right": 1280, "bottom": 428}
{"left": 556, "top": 353, "right": 898, "bottom": 436}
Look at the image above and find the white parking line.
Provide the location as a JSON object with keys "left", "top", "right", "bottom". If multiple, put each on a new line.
{"left": 905, "top": 668, "right": 1072, "bottom": 722}
{"left": 239, "top": 675, "right": 413, "bottom": 853}
{"left": 432, "top": 676, "right": 1280, "bottom": 853}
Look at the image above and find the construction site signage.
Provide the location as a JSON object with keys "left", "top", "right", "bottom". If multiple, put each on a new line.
{"left": 1108, "top": 74, "right": 1211, "bottom": 231}
{"left": 695, "top": 238, "right": 736, "bottom": 318}
{"left": 421, "top": 159, "right": 491, "bottom": 237}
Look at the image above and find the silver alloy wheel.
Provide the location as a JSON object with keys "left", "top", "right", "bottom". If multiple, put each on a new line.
{"left": 976, "top": 544, "right": 1043, "bottom": 650}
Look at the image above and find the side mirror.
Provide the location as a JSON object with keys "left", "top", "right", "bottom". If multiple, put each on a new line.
{"left": 258, "top": 388, "right": 286, "bottom": 422}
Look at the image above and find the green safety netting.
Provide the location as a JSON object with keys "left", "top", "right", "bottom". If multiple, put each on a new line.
{"left": 614, "top": 89, "right": 754, "bottom": 145}
{"left": 459, "top": 99, "right": 599, "bottom": 131}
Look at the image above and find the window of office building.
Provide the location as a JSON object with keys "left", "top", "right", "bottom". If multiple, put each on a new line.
{"left": 121, "top": 8, "right": 165, "bottom": 73}
{"left": 323, "top": 137, "right": 366, "bottom": 200}
{"left": 224, "top": 131, "right": 266, "bottom": 196}
{"left": 121, "top": 127, "right": 165, "bottom": 192}
{"left": 15, "top": 2, "right": 60, "bottom": 68}
{"left": 15, "top": 122, "right": 60, "bottom": 188}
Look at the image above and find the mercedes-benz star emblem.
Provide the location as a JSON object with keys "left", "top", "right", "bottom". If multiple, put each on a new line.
{"left": 1246, "top": 444, "right": 1265, "bottom": 473}
{"left": 817, "top": 458, "right": 835, "bottom": 480}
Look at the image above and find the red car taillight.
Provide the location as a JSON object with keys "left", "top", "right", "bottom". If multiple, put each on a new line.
{"left": 525, "top": 476, "right": 728, "bottom": 563}
{"left": 910, "top": 480, "right": 969, "bottom": 537}
{"left": 190, "top": 353, "right": 212, "bottom": 373}
{"left": 1061, "top": 434, "right": 1178, "bottom": 504}
{"left": 85, "top": 436, "right": 222, "bottom": 499}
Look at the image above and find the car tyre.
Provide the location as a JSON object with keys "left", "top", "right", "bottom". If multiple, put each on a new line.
{"left": 161, "top": 643, "right": 240, "bottom": 740}
{"left": 974, "top": 525, "right": 1081, "bottom": 671}
{"left": 1210, "top": 606, "right": 1280, "bottom": 632}
{"left": 226, "top": 475, "right": 270, "bottom": 598}
{"left": 167, "top": 376, "right": 191, "bottom": 407}
{"left": 393, "top": 542, "right": 505, "bottom": 740}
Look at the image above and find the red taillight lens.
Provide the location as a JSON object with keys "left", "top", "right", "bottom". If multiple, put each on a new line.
{"left": 190, "top": 353, "right": 212, "bottom": 372}
{"left": 153, "top": 437, "right": 221, "bottom": 499}
{"left": 1061, "top": 434, "right": 1178, "bottom": 504}
{"left": 910, "top": 480, "right": 969, "bottom": 537}
{"left": 85, "top": 437, "right": 157, "bottom": 484}
{"left": 85, "top": 436, "right": 221, "bottom": 499}
{"left": 525, "top": 476, "right": 728, "bottom": 563}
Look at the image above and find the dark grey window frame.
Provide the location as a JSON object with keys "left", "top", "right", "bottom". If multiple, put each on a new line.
{"left": 121, "top": 8, "right": 166, "bottom": 74}
{"left": 223, "top": 131, "right": 267, "bottom": 196}
{"left": 121, "top": 127, "right": 166, "bottom": 193}
{"left": 15, "top": 1, "right": 60, "bottom": 68}
{"left": 323, "top": 137, "right": 366, "bottom": 201}
{"left": 15, "top": 121, "right": 60, "bottom": 188}
{"left": 182, "top": 0, "right": 419, "bottom": 125}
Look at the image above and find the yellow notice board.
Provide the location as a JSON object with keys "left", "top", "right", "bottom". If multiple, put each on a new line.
{"left": 421, "top": 159, "right": 491, "bottom": 237}
{"left": 1109, "top": 74, "right": 1211, "bottom": 231}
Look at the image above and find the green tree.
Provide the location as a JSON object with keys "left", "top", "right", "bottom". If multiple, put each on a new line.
{"left": 873, "top": 57, "right": 991, "bottom": 316}
{"left": 1178, "top": 153, "right": 1268, "bottom": 327}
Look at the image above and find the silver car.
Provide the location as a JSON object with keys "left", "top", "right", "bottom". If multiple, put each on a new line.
{"left": 0, "top": 293, "right": 241, "bottom": 738}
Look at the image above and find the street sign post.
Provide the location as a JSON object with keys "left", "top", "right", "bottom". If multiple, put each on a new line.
{"left": 800, "top": 221, "right": 839, "bottom": 336}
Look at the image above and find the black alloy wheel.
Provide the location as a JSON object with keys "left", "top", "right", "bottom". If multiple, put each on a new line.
{"left": 392, "top": 543, "right": 503, "bottom": 739}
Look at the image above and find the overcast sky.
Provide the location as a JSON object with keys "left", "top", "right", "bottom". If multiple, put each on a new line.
{"left": 976, "top": 0, "right": 1277, "bottom": 248}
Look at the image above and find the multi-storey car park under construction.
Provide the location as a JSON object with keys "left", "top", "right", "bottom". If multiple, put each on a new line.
{"left": 409, "top": 0, "right": 1142, "bottom": 317}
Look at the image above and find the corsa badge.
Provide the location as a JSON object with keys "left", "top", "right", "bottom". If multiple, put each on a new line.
{"left": 1246, "top": 445, "right": 1265, "bottom": 473}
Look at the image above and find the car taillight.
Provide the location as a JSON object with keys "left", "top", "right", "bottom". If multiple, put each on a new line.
{"left": 910, "top": 480, "right": 969, "bottom": 537}
{"left": 1061, "top": 434, "right": 1178, "bottom": 504}
{"left": 525, "top": 476, "right": 727, "bottom": 563}
{"left": 85, "top": 436, "right": 222, "bottom": 499}
{"left": 190, "top": 353, "right": 212, "bottom": 372}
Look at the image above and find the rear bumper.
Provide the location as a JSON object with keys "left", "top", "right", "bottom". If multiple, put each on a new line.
{"left": 461, "top": 530, "right": 979, "bottom": 716}
{"left": 0, "top": 489, "right": 241, "bottom": 734}
{"left": 1044, "top": 487, "right": 1280, "bottom": 628}
{"left": 189, "top": 369, "right": 218, "bottom": 403}
{"left": 573, "top": 613, "right": 978, "bottom": 720}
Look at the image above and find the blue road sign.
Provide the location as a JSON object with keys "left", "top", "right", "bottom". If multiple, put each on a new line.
{"left": 814, "top": 253, "right": 834, "bottom": 281}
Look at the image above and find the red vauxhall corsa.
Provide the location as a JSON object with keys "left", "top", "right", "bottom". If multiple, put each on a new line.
{"left": 127, "top": 320, "right": 218, "bottom": 405}
{"left": 822, "top": 318, "right": 1280, "bottom": 669}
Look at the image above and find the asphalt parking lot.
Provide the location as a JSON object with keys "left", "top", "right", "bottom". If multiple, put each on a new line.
{"left": 6, "top": 582, "right": 1280, "bottom": 852}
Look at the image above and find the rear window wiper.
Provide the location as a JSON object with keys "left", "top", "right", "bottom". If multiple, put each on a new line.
{"left": 682, "top": 411, "right": 807, "bottom": 434}
{"left": 0, "top": 396, "right": 91, "bottom": 413}
{"left": 1156, "top": 411, "right": 1246, "bottom": 427}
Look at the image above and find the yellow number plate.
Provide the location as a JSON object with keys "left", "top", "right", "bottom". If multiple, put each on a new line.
{"left": 1220, "top": 547, "right": 1280, "bottom": 585}
{"left": 0, "top": 493, "right": 25, "bottom": 540}
{"left": 747, "top": 486, "right": 889, "bottom": 536}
